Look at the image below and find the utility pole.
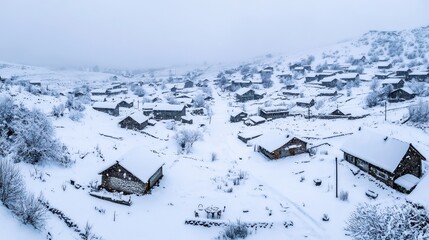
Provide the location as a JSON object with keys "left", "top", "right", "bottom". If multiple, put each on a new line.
{"left": 307, "top": 106, "right": 310, "bottom": 120}
{"left": 385, "top": 101, "right": 387, "bottom": 121}
{"left": 335, "top": 157, "right": 338, "bottom": 198}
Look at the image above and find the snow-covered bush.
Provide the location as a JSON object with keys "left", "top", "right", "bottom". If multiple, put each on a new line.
{"left": 193, "top": 94, "right": 206, "bottom": 108}
{"left": 220, "top": 220, "right": 250, "bottom": 239}
{"left": 69, "top": 109, "right": 84, "bottom": 122}
{"left": 314, "top": 99, "right": 325, "bottom": 110}
{"left": 339, "top": 190, "right": 349, "bottom": 201}
{"left": 345, "top": 202, "right": 429, "bottom": 240}
{"left": 408, "top": 101, "right": 429, "bottom": 123}
{"left": 406, "top": 80, "right": 429, "bottom": 97}
{"left": 365, "top": 92, "right": 379, "bottom": 108}
{"left": 12, "top": 109, "right": 72, "bottom": 166}
{"left": 0, "top": 158, "right": 25, "bottom": 208}
{"left": 13, "top": 193, "right": 47, "bottom": 230}
{"left": 133, "top": 86, "right": 146, "bottom": 97}
{"left": 81, "top": 222, "right": 98, "bottom": 240}
{"left": 51, "top": 104, "right": 65, "bottom": 118}
{"left": 66, "top": 95, "right": 86, "bottom": 112}
{"left": 369, "top": 79, "right": 379, "bottom": 92}
{"left": 174, "top": 129, "right": 203, "bottom": 154}
{"left": 261, "top": 74, "right": 273, "bottom": 88}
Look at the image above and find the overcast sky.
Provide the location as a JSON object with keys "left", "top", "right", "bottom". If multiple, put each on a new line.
{"left": 1, "top": 0, "right": 429, "bottom": 69}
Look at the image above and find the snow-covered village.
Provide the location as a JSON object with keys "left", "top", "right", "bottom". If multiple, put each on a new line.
{"left": 1, "top": 1, "right": 429, "bottom": 240}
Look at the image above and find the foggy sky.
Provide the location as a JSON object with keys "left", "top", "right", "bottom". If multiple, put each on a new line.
{"left": 1, "top": 0, "right": 429, "bottom": 69}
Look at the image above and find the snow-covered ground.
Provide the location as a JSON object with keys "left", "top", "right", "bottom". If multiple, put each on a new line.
{"left": 1, "top": 26, "right": 429, "bottom": 240}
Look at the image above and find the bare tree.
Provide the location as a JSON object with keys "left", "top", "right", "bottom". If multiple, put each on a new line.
{"left": 13, "top": 193, "right": 47, "bottom": 230}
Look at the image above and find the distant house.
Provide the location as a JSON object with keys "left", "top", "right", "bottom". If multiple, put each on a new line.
{"left": 181, "top": 116, "right": 193, "bottom": 124}
{"left": 330, "top": 109, "right": 347, "bottom": 116}
{"left": 119, "top": 113, "right": 149, "bottom": 130}
{"left": 99, "top": 148, "right": 164, "bottom": 195}
{"left": 184, "top": 80, "right": 194, "bottom": 88}
{"left": 29, "top": 80, "right": 42, "bottom": 87}
{"left": 375, "top": 72, "right": 394, "bottom": 80}
{"left": 282, "top": 89, "right": 302, "bottom": 97}
{"left": 377, "top": 62, "right": 393, "bottom": 70}
{"left": 107, "top": 88, "right": 128, "bottom": 96}
{"left": 230, "top": 110, "right": 248, "bottom": 123}
{"left": 381, "top": 78, "right": 405, "bottom": 89}
{"left": 395, "top": 68, "right": 412, "bottom": 79}
{"left": 237, "top": 131, "right": 263, "bottom": 143}
{"left": 341, "top": 129, "right": 426, "bottom": 193}
{"left": 153, "top": 104, "right": 186, "bottom": 121}
{"left": 93, "top": 102, "right": 119, "bottom": 116}
{"left": 317, "top": 71, "right": 338, "bottom": 80}
{"left": 346, "top": 66, "right": 359, "bottom": 73}
{"left": 320, "top": 77, "right": 344, "bottom": 88}
{"left": 305, "top": 73, "right": 318, "bottom": 83}
{"left": 258, "top": 134, "right": 307, "bottom": 160}
{"left": 388, "top": 87, "right": 415, "bottom": 102}
{"left": 292, "top": 67, "right": 305, "bottom": 74}
{"left": 289, "top": 63, "right": 301, "bottom": 71}
{"left": 296, "top": 98, "right": 315, "bottom": 108}
{"left": 338, "top": 73, "right": 359, "bottom": 82}
{"left": 235, "top": 88, "right": 265, "bottom": 102}
{"left": 91, "top": 89, "right": 107, "bottom": 96}
{"left": 409, "top": 72, "right": 429, "bottom": 82}
{"left": 118, "top": 100, "right": 133, "bottom": 108}
{"left": 244, "top": 116, "right": 266, "bottom": 126}
{"left": 277, "top": 74, "right": 292, "bottom": 82}
{"left": 317, "top": 90, "right": 337, "bottom": 96}
{"left": 259, "top": 106, "right": 289, "bottom": 120}
{"left": 231, "top": 79, "right": 252, "bottom": 88}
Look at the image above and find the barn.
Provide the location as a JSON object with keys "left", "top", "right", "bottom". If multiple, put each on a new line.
{"left": 92, "top": 102, "right": 119, "bottom": 116}
{"left": 99, "top": 148, "right": 164, "bottom": 195}
{"left": 388, "top": 87, "right": 415, "bottom": 102}
{"left": 153, "top": 103, "right": 186, "bottom": 121}
{"left": 341, "top": 129, "right": 426, "bottom": 193}
{"left": 119, "top": 113, "right": 149, "bottom": 130}
{"left": 381, "top": 78, "right": 405, "bottom": 89}
{"left": 257, "top": 134, "right": 308, "bottom": 160}
{"left": 230, "top": 110, "right": 248, "bottom": 123}
{"left": 259, "top": 106, "right": 289, "bottom": 120}
{"left": 235, "top": 88, "right": 265, "bottom": 102}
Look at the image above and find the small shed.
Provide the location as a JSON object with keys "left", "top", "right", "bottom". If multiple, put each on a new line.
{"left": 99, "top": 148, "right": 164, "bottom": 195}
{"left": 230, "top": 110, "right": 248, "bottom": 123}
{"left": 181, "top": 116, "right": 193, "bottom": 124}
{"left": 296, "top": 98, "right": 315, "bottom": 108}
{"left": 257, "top": 134, "right": 307, "bottom": 160}
{"left": 119, "top": 113, "right": 149, "bottom": 130}
{"left": 93, "top": 102, "right": 119, "bottom": 116}
{"left": 244, "top": 116, "right": 266, "bottom": 126}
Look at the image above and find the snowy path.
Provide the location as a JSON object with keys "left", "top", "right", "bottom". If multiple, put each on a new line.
{"left": 204, "top": 88, "right": 328, "bottom": 239}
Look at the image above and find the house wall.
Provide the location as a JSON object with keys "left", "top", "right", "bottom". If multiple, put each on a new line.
{"left": 393, "top": 146, "right": 423, "bottom": 179}
{"left": 230, "top": 113, "right": 248, "bottom": 122}
{"left": 100, "top": 163, "right": 147, "bottom": 195}
{"left": 153, "top": 109, "right": 185, "bottom": 121}
{"left": 148, "top": 167, "right": 163, "bottom": 190}
{"left": 119, "top": 117, "right": 147, "bottom": 130}
{"left": 94, "top": 107, "right": 119, "bottom": 116}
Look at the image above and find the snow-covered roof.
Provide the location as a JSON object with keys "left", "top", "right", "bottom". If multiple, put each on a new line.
{"left": 340, "top": 130, "right": 411, "bottom": 173}
{"left": 337, "top": 73, "right": 358, "bottom": 80}
{"left": 392, "top": 87, "right": 414, "bottom": 94}
{"left": 257, "top": 132, "right": 299, "bottom": 153}
{"left": 237, "top": 130, "right": 263, "bottom": 140}
{"left": 248, "top": 115, "right": 265, "bottom": 123}
{"left": 382, "top": 78, "right": 403, "bottom": 84}
{"left": 91, "top": 89, "right": 107, "bottom": 94}
{"left": 116, "top": 148, "right": 165, "bottom": 181}
{"left": 407, "top": 174, "right": 429, "bottom": 208}
{"left": 235, "top": 87, "right": 252, "bottom": 96}
{"left": 296, "top": 98, "right": 314, "bottom": 104}
{"left": 142, "top": 103, "right": 158, "bottom": 110}
{"left": 93, "top": 101, "right": 118, "bottom": 109}
{"left": 230, "top": 109, "right": 247, "bottom": 117}
{"left": 320, "top": 76, "right": 339, "bottom": 83}
{"left": 153, "top": 103, "right": 185, "bottom": 111}
{"left": 127, "top": 113, "right": 149, "bottom": 124}
{"left": 261, "top": 106, "right": 289, "bottom": 113}
{"left": 409, "top": 71, "right": 429, "bottom": 76}
{"left": 376, "top": 62, "right": 392, "bottom": 67}
{"left": 394, "top": 174, "right": 420, "bottom": 191}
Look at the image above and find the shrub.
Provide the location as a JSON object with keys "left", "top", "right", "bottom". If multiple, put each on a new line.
{"left": 221, "top": 220, "right": 250, "bottom": 239}
{"left": 13, "top": 193, "right": 47, "bottom": 230}
{"left": 132, "top": 86, "right": 146, "bottom": 97}
{"left": 365, "top": 92, "right": 379, "bottom": 108}
{"left": 0, "top": 158, "right": 25, "bottom": 208}
{"left": 408, "top": 101, "right": 429, "bottom": 123}
{"left": 69, "top": 110, "right": 84, "bottom": 122}
{"left": 174, "top": 129, "right": 203, "bottom": 154}
{"left": 211, "top": 152, "right": 218, "bottom": 162}
{"left": 345, "top": 202, "right": 429, "bottom": 240}
{"left": 51, "top": 104, "right": 65, "bottom": 118}
{"left": 339, "top": 190, "right": 349, "bottom": 201}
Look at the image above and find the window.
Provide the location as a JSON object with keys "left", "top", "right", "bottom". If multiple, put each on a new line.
{"left": 372, "top": 168, "right": 388, "bottom": 180}
{"left": 356, "top": 159, "right": 369, "bottom": 171}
